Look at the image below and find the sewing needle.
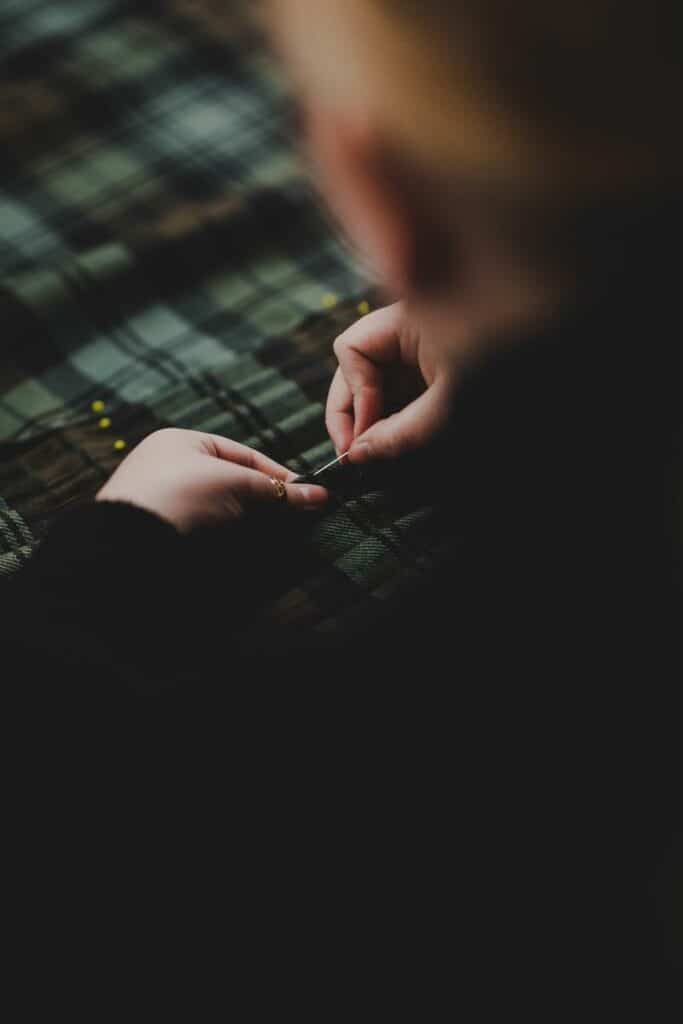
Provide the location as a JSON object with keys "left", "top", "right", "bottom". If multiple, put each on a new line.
{"left": 291, "top": 451, "right": 350, "bottom": 484}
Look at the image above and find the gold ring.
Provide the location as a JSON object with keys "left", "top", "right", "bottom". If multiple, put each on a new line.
{"left": 270, "top": 477, "right": 287, "bottom": 501}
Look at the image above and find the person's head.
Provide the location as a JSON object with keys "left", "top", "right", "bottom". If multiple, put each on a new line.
{"left": 268, "top": 1, "right": 683, "bottom": 338}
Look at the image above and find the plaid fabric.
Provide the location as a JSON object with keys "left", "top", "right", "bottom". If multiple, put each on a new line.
{"left": 0, "top": 0, "right": 455, "bottom": 633}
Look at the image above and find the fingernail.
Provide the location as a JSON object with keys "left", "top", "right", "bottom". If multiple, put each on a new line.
{"left": 300, "top": 485, "right": 328, "bottom": 505}
{"left": 349, "top": 441, "right": 371, "bottom": 464}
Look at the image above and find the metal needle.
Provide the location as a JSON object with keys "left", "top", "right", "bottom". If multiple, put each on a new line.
{"left": 291, "top": 451, "right": 350, "bottom": 484}
{"left": 310, "top": 451, "right": 350, "bottom": 476}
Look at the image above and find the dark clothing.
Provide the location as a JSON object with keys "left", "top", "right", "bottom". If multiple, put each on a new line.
{"left": 2, "top": 209, "right": 682, "bottom": 978}
{"left": 6, "top": 209, "right": 682, "bottom": 690}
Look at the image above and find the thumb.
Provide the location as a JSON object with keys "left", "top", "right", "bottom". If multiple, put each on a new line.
{"left": 347, "top": 382, "right": 452, "bottom": 464}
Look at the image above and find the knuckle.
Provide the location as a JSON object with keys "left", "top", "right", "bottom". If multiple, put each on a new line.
{"left": 376, "top": 425, "right": 402, "bottom": 460}
{"left": 332, "top": 335, "right": 347, "bottom": 359}
{"left": 381, "top": 434, "right": 399, "bottom": 460}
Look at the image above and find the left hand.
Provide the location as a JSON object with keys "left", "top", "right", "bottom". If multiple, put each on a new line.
{"left": 97, "top": 429, "right": 328, "bottom": 533}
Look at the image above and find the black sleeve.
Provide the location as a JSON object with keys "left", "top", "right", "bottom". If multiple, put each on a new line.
{"left": 0, "top": 443, "right": 461, "bottom": 696}
{"left": 0, "top": 499, "right": 365, "bottom": 694}
{"left": 3, "top": 502, "right": 204, "bottom": 694}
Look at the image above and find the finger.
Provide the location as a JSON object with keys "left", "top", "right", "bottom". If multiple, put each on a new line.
{"left": 333, "top": 339, "right": 383, "bottom": 440}
{"left": 347, "top": 379, "right": 452, "bottom": 464}
{"left": 224, "top": 464, "right": 329, "bottom": 510}
{"left": 202, "top": 434, "right": 295, "bottom": 481}
{"left": 334, "top": 303, "right": 404, "bottom": 365}
{"left": 333, "top": 304, "right": 404, "bottom": 440}
{"left": 326, "top": 367, "right": 355, "bottom": 455}
{"left": 282, "top": 480, "right": 329, "bottom": 510}
{"left": 204, "top": 434, "right": 329, "bottom": 508}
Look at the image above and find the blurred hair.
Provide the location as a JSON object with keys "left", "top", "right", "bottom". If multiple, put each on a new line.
{"left": 372, "top": 1, "right": 683, "bottom": 275}
{"left": 377, "top": 1, "right": 682, "bottom": 187}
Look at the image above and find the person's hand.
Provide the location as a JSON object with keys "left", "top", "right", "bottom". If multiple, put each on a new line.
{"left": 97, "top": 429, "right": 328, "bottom": 532}
{"left": 327, "top": 302, "right": 458, "bottom": 464}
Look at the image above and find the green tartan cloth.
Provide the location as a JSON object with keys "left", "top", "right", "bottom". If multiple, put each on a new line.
{"left": 0, "top": 0, "right": 455, "bottom": 634}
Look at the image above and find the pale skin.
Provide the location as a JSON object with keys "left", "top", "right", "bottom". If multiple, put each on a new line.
{"left": 97, "top": 430, "right": 328, "bottom": 531}
{"left": 99, "top": 0, "right": 561, "bottom": 530}
{"left": 327, "top": 302, "right": 459, "bottom": 461}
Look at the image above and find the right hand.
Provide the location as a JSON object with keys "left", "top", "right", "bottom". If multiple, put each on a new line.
{"left": 326, "top": 302, "right": 458, "bottom": 464}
